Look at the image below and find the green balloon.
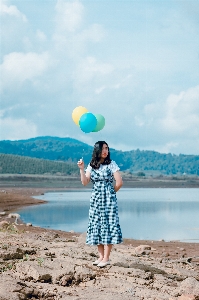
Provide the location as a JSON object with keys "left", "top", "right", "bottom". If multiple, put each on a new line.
{"left": 92, "top": 114, "right": 105, "bottom": 132}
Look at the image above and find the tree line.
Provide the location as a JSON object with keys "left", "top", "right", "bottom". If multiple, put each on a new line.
{"left": 0, "top": 136, "right": 199, "bottom": 175}
{"left": 0, "top": 153, "right": 78, "bottom": 175}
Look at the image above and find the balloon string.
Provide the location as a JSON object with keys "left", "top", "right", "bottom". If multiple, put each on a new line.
{"left": 81, "top": 148, "right": 84, "bottom": 161}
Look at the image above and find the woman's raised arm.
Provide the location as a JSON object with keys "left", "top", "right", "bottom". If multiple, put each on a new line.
{"left": 77, "top": 159, "right": 91, "bottom": 186}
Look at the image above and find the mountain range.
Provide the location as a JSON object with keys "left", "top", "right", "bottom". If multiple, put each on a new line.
{"left": 0, "top": 136, "right": 199, "bottom": 175}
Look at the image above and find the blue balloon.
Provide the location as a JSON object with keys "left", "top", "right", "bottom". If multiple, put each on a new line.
{"left": 79, "top": 112, "right": 97, "bottom": 133}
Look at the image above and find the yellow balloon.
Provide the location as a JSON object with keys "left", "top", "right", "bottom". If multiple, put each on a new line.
{"left": 72, "top": 106, "right": 88, "bottom": 125}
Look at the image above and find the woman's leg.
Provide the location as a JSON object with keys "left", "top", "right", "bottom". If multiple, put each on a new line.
{"left": 103, "top": 244, "right": 112, "bottom": 262}
{"left": 97, "top": 244, "right": 104, "bottom": 260}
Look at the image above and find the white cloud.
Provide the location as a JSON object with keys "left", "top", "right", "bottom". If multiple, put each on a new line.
{"left": 79, "top": 24, "right": 105, "bottom": 43}
{"left": 53, "top": 2, "right": 105, "bottom": 59}
{"left": 161, "top": 85, "right": 199, "bottom": 136}
{"left": 55, "top": 0, "right": 84, "bottom": 32}
{"left": 143, "top": 142, "right": 179, "bottom": 155}
{"left": 95, "top": 86, "right": 106, "bottom": 94}
{"left": 0, "top": 0, "right": 27, "bottom": 22}
{"left": 0, "top": 52, "right": 50, "bottom": 88}
{"left": 74, "top": 56, "right": 114, "bottom": 83}
{"left": 0, "top": 117, "right": 37, "bottom": 140}
{"left": 134, "top": 116, "right": 145, "bottom": 127}
{"left": 36, "top": 30, "right": 47, "bottom": 42}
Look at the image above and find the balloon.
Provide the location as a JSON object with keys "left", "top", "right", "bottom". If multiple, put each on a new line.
{"left": 72, "top": 106, "right": 88, "bottom": 126}
{"left": 92, "top": 114, "right": 105, "bottom": 132}
{"left": 79, "top": 112, "right": 97, "bottom": 133}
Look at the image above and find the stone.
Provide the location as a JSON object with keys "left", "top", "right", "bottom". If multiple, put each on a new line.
{"left": 60, "top": 274, "right": 74, "bottom": 286}
{"left": 1, "top": 247, "right": 24, "bottom": 260}
{"left": 134, "top": 245, "right": 151, "bottom": 255}
{"left": 77, "top": 232, "right": 87, "bottom": 244}
{"left": 74, "top": 265, "right": 96, "bottom": 284}
{"left": 179, "top": 277, "right": 199, "bottom": 296}
{"left": 178, "top": 295, "right": 197, "bottom": 300}
{"left": 8, "top": 213, "right": 20, "bottom": 219}
{"left": 0, "top": 274, "right": 21, "bottom": 300}
{"left": 0, "top": 220, "right": 9, "bottom": 228}
{"left": 15, "top": 262, "right": 52, "bottom": 282}
{"left": 113, "top": 262, "right": 129, "bottom": 268}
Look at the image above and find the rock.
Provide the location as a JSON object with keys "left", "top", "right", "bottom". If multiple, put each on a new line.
{"left": 134, "top": 245, "right": 152, "bottom": 255}
{"left": 0, "top": 190, "right": 6, "bottom": 193}
{"left": 15, "top": 262, "right": 52, "bottom": 282}
{"left": 179, "top": 277, "right": 199, "bottom": 296}
{"left": 7, "top": 213, "right": 20, "bottom": 224}
{"left": 129, "top": 262, "right": 167, "bottom": 276}
{"left": 1, "top": 247, "right": 24, "bottom": 260}
{"left": 77, "top": 232, "right": 87, "bottom": 244}
{"left": 44, "top": 259, "right": 75, "bottom": 284}
{"left": 0, "top": 274, "right": 21, "bottom": 300}
{"left": 74, "top": 265, "right": 96, "bottom": 284}
{"left": 60, "top": 274, "right": 74, "bottom": 286}
{"left": 0, "top": 212, "right": 6, "bottom": 216}
{"left": 113, "top": 262, "right": 129, "bottom": 268}
{"left": 8, "top": 213, "right": 20, "bottom": 219}
{"left": 0, "top": 220, "right": 9, "bottom": 228}
{"left": 172, "top": 267, "right": 199, "bottom": 280}
{"left": 178, "top": 295, "right": 197, "bottom": 300}
{"left": 26, "top": 223, "right": 32, "bottom": 227}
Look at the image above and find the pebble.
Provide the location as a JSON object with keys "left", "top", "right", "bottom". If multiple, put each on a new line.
{"left": 26, "top": 223, "right": 32, "bottom": 226}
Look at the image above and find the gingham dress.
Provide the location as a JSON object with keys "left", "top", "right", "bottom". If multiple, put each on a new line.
{"left": 86, "top": 161, "right": 122, "bottom": 245}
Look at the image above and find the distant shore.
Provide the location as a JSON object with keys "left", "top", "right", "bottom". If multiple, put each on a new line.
{"left": 0, "top": 173, "right": 199, "bottom": 189}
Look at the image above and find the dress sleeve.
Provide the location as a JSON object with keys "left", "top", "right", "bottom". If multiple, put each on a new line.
{"left": 109, "top": 160, "right": 120, "bottom": 173}
{"left": 85, "top": 164, "right": 92, "bottom": 173}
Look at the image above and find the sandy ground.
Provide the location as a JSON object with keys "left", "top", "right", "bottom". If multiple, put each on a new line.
{"left": 0, "top": 188, "right": 199, "bottom": 300}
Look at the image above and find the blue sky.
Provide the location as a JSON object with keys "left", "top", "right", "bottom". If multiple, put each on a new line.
{"left": 0, "top": 0, "right": 199, "bottom": 154}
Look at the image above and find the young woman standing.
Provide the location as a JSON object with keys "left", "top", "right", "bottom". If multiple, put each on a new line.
{"left": 77, "top": 141, "right": 123, "bottom": 267}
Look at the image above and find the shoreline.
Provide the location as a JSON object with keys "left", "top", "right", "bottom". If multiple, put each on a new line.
{"left": 0, "top": 187, "right": 199, "bottom": 253}
{"left": 1, "top": 187, "right": 199, "bottom": 299}
{"left": 1, "top": 174, "right": 199, "bottom": 189}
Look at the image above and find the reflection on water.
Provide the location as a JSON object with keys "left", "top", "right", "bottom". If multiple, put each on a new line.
{"left": 17, "top": 188, "right": 199, "bottom": 242}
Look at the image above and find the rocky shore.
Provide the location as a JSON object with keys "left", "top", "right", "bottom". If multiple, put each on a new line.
{"left": 0, "top": 188, "right": 199, "bottom": 300}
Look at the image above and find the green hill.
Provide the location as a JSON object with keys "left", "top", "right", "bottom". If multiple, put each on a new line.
{"left": 0, "top": 136, "right": 198, "bottom": 175}
{"left": 0, "top": 153, "right": 78, "bottom": 175}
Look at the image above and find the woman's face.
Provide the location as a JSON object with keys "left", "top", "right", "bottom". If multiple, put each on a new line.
{"left": 101, "top": 143, "right": 108, "bottom": 159}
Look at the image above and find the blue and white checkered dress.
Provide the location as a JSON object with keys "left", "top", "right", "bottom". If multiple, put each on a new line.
{"left": 86, "top": 162, "right": 122, "bottom": 245}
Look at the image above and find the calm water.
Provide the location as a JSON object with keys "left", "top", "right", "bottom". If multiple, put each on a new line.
{"left": 17, "top": 188, "right": 199, "bottom": 242}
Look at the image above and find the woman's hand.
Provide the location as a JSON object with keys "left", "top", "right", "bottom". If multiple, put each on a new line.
{"left": 77, "top": 158, "right": 90, "bottom": 186}
{"left": 77, "top": 158, "right": 84, "bottom": 170}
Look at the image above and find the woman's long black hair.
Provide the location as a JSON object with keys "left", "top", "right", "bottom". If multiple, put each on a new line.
{"left": 90, "top": 141, "right": 111, "bottom": 169}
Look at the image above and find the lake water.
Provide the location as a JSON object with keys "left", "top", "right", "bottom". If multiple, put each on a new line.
{"left": 17, "top": 188, "right": 199, "bottom": 242}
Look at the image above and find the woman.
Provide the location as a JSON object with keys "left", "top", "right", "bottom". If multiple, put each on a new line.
{"left": 77, "top": 141, "right": 123, "bottom": 267}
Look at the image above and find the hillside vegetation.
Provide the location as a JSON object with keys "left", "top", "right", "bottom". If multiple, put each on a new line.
{"left": 0, "top": 136, "right": 199, "bottom": 175}
{"left": 0, "top": 153, "right": 78, "bottom": 175}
